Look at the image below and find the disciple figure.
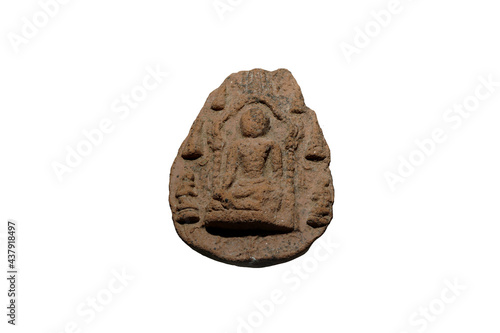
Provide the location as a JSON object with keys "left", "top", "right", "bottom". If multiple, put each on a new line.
{"left": 173, "top": 171, "right": 200, "bottom": 223}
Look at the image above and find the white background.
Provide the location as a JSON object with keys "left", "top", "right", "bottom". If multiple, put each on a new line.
{"left": 1, "top": 0, "right": 500, "bottom": 332}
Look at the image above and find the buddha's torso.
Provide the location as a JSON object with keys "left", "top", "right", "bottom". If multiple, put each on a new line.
{"left": 236, "top": 138, "right": 273, "bottom": 179}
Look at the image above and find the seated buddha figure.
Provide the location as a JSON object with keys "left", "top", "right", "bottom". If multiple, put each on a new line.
{"left": 207, "top": 106, "right": 284, "bottom": 230}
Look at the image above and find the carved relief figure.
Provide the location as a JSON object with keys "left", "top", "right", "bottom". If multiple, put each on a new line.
{"left": 173, "top": 171, "right": 199, "bottom": 223}
{"left": 306, "top": 174, "right": 334, "bottom": 227}
{"left": 206, "top": 106, "right": 289, "bottom": 231}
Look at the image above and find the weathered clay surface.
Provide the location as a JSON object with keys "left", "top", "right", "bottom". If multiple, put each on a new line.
{"left": 169, "top": 68, "right": 334, "bottom": 267}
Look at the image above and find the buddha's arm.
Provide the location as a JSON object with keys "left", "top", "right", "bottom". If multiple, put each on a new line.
{"left": 270, "top": 143, "right": 283, "bottom": 178}
{"left": 222, "top": 144, "right": 238, "bottom": 189}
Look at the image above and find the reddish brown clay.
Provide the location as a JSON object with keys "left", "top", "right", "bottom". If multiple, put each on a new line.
{"left": 169, "top": 68, "right": 334, "bottom": 267}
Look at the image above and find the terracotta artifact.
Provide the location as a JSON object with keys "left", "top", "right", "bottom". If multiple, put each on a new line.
{"left": 169, "top": 68, "right": 334, "bottom": 267}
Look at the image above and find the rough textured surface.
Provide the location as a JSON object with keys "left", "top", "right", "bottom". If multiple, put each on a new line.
{"left": 169, "top": 68, "right": 334, "bottom": 267}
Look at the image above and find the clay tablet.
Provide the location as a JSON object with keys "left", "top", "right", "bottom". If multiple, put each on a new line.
{"left": 169, "top": 68, "right": 334, "bottom": 267}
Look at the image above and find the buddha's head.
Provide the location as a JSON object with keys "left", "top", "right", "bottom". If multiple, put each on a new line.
{"left": 240, "top": 106, "right": 270, "bottom": 138}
